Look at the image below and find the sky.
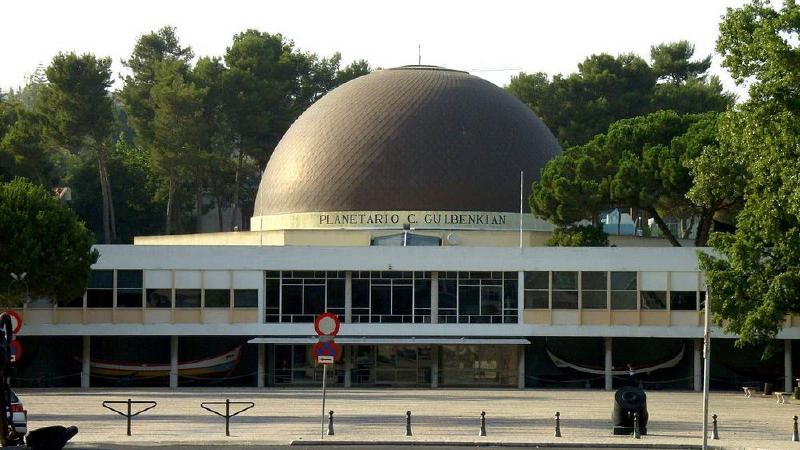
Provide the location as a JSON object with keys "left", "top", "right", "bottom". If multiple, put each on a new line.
{"left": 1, "top": 0, "right": 750, "bottom": 96}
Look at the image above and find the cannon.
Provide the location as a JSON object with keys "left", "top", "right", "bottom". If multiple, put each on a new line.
{"left": 612, "top": 386, "right": 648, "bottom": 435}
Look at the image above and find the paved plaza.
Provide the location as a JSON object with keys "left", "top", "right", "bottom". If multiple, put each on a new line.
{"left": 14, "top": 387, "right": 800, "bottom": 449}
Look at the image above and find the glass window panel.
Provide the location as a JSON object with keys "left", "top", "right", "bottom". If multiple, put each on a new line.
{"left": 524, "top": 290, "right": 548, "bottom": 309}
{"left": 438, "top": 280, "right": 457, "bottom": 309}
{"left": 392, "top": 285, "right": 413, "bottom": 315}
{"left": 282, "top": 285, "right": 302, "bottom": 314}
{"left": 458, "top": 285, "right": 480, "bottom": 315}
{"left": 582, "top": 291, "right": 607, "bottom": 309}
{"left": 641, "top": 291, "right": 667, "bottom": 309}
{"left": 175, "top": 289, "right": 201, "bottom": 308}
{"left": 327, "top": 279, "right": 345, "bottom": 308}
{"left": 553, "top": 271, "right": 577, "bottom": 290}
{"left": 146, "top": 289, "right": 171, "bottom": 308}
{"left": 670, "top": 291, "right": 697, "bottom": 310}
{"left": 524, "top": 271, "right": 548, "bottom": 289}
{"left": 265, "top": 279, "right": 280, "bottom": 308}
{"left": 352, "top": 280, "right": 370, "bottom": 308}
{"left": 205, "top": 289, "right": 230, "bottom": 308}
{"left": 117, "top": 290, "right": 142, "bottom": 308}
{"left": 552, "top": 290, "right": 578, "bottom": 309}
{"left": 117, "top": 270, "right": 143, "bottom": 289}
{"left": 371, "top": 286, "right": 391, "bottom": 315}
{"left": 503, "top": 280, "right": 518, "bottom": 309}
{"left": 480, "top": 286, "right": 503, "bottom": 315}
{"left": 414, "top": 280, "right": 431, "bottom": 308}
{"left": 304, "top": 285, "right": 325, "bottom": 315}
{"left": 581, "top": 271, "right": 607, "bottom": 290}
{"left": 87, "top": 290, "right": 113, "bottom": 308}
{"left": 264, "top": 271, "right": 280, "bottom": 278}
{"left": 611, "top": 272, "right": 637, "bottom": 290}
{"left": 89, "top": 270, "right": 113, "bottom": 289}
{"left": 611, "top": 291, "right": 637, "bottom": 309}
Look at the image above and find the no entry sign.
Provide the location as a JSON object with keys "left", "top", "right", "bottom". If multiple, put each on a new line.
{"left": 314, "top": 312, "right": 340, "bottom": 337}
{"left": 0, "top": 311, "right": 22, "bottom": 335}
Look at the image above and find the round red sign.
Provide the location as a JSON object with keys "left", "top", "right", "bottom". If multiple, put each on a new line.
{"left": 9, "top": 340, "right": 22, "bottom": 362}
{"left": 0, "top": 311, "right": 22, "bottom": 335}
{"left": 314, "top": 312, "right": 341, "bottom": 337}
{"left": 312, "top": 340, "right": 340, "bottom": 360}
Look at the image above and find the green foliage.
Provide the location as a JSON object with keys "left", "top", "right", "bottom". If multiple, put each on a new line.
{"left": 507, "top": 42, "right": 732, "bottom": 148}
{"left": 0, "top": 178, "right": 98, "bottom": 306}
{"left": 0, "top": 102, "right": 55, "bottom": 184}
{"left": 700, "top": 0, "right": 800, "bottom": 346}
{"left": 545, "top": 225, "right": 609, "bottom": 247}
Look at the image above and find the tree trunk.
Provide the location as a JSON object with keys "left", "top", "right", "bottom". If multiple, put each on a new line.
{"left": 695, "top": 209, "right": 715, "bottom": 247}
{"left": 96, "top": 150, "right": 116, "bottom": 244}
{"left": 230, "top": 138, "right": 244, "bottom": 231}
{"left": 215, "top": 192, "right": 224, "bottom": 232}
{"left": 195, "top": 173, "right": 203, "bottom": 232}
{"left": 648, "top": 207, "right": 682, "bottom": 247}
{"left": 165, "top": 173, "right": 176, "bottom": 234}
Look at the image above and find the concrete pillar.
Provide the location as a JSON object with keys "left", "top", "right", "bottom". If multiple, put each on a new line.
{"left": 344, "top": 345, "right": 352, "bottom": 388}
{"left": 169, "top": 336, "right": 179, "bottom": 388}
{"left": 517, "top": 271, "right": 525, "bottom": 324}
{"left": 786, "top": 340, "right": 793, "bottom": 393}
{"left": 694, "top": 338, "right": 703, "bottom": 392}
{"left": 430, "top": 272, "right": 438, "bottom": 324}
{"left": 431, "top": 345, "right": 439, "bottom": 388}
{"left": 267, "top": 344, "right": 276, "bottom": 386}
{"left": 604, "top": 337, "right": 613, "bottom": 391}
{"left": 81, "top": 336, "right": 90, "bottom": 388}
{"left": 517, "top": 344, "right": 526, "bottom": 389}
{"left": 257, "top": 343, "right": 266, "bottom": 388}
{"left": 345, "top": 272, "right": 352, "bottom": 323}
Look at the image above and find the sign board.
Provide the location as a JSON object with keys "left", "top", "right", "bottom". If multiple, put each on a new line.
{"left": 312, "top": 340, "right": 340, "bottom": 362}
{"left": 9, "top": 340, "right": 22, "bottom": 362}
{"left": 317, "top": 355, "right": 334, "bottom": 365}
{"left": 314, "top": 313, "right": 340, "bottom": 337}
{"left": 0, "top": 311, "right": 22, "bottom": 335}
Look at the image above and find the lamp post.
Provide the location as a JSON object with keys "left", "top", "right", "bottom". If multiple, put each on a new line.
{"left": 702, "top": 286, "right": 711, "bottom": 450}
{"left": 7, "top": 273, "right": 29, "bottom": 304}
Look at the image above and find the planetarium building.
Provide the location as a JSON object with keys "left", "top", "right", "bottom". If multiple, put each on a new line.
{"left": 13, "top": 66, "right": 800, "bottom": 390}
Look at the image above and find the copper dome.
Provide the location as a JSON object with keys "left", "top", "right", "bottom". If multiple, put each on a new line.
{"left": 253, "top": 66, "right": 561, "bottom": 216}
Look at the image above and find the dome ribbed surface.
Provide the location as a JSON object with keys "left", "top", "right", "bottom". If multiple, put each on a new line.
{"left": 253, "top": 66, "right": 561, "bottom": 216}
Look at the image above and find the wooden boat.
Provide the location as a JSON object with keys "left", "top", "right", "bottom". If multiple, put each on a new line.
{"left": 546, "top": 344, "right": 684, "bottom": 375}
{"left": 91, "top": 346, "right": 242, "bottom": 379}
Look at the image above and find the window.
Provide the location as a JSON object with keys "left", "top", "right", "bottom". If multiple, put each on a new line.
{"left": 552, "top": 271, "right": 577, "bottom": 309}
{"left": 234, "top": 289, "right": 258, "bottom": 307}
{"left": 146, "top": 289, "right": 171, "bottom": 308}
{"left": 265, "top": 273, "right": 280, "bottom": 321}
{"left": 670, "top": 291, "right": 697, "bottom": 310}
{"left": 117, "top": 270, "right": 143, "bottom": 308}
{"left": 439, "top": 272, "right": 517, "bottom": 324}
{"left": 581, "top": 271, "right": 607, "bottom": 309}
{"left": 523, "top": 271, "right": 548, "bottom": 309}
{"left": 279, "top": 272, "right": 346, "bottom": 322}
{"left": 205, "top": 289, "right": 230, "bottom": 308}
{"left": 641, "top": 291, "right": 667, "bottom": 309}
{"left": 353, "top": 272, "right": 430, "bottom": 323}
{"left": 87, "top": 270, "right": 113, "bottom": 308}
{"left": 611, "top": 272, "right": 637, "bottom": 309}
{"left": 175, "top": 289, "right": 201, "bottom": 308}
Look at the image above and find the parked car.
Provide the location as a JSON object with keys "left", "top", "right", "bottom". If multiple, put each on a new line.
{"left": 8, "top": 391, "right": 27, "bottom": 443}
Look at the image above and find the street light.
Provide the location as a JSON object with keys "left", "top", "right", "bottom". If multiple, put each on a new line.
{"left": 7, "top": 272, "right": 30, "bottom": 304}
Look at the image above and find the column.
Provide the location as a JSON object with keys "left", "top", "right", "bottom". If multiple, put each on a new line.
{"left": 257, "top": 343, "right": 266, "bottom": 388}
{"left": 517, "top": 344, "right": 526, "bottom": 389}
{"left": 694, "top": 338, "right": 702, "bottom": 392}
{"left": 344, "top": 346, "right": 352, "bottom": 388}
{"left": 431, "top": 345, "right": 439, "bottom": 388}
{"left": 604, "top": 337, "right": 613, "bottom": 391}
{"left": 517, "top": 271, "right": 525, "bottom": 324}
{"left": 169, "top": 336, "right": 178, "bottom": 388}
{"left": 81, "top": 336, "right": 90, "bottom": 388}
{"left": 345, "top": 272, "right": 353, "bottom": 323}
{"left": 786, "top": 340, "right": 793, "bottom": 393}
{"left": 267, "top": 344, "right": 276, "bottom": 386}
{"left": 430, "top": 272, "right": 439, "bottom": 324}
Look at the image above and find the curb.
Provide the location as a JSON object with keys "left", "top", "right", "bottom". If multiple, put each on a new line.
{"left": 288, "top": 440, "right": 710, "bottom": 449}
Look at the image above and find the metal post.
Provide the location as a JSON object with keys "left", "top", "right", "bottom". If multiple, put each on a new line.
{"left": 712, "top": 414, "right": 719, "bottom": 440}
{"left": 479, "top": 411, "right": 486, "bottom": 436}
{"left": 225, "top": 399, "right": 230, "bottom": 437}
{"left": 126, "top": 399, "right": 132, "bottom": 436}
{"left": 554, "top": 411, "right": 561, "bottom": 437}
{"left": 406, "top": 411, "right": 412, "bottom": 436}
{"left": 633, "top": 412, "right": 640, "bottom": 439}
{"left": 702, "top": 287, "right": 711, "bottom": 450}
{"left": 327, "top": 410, "right": 334, "bottom": 436}
{"left": 793, "top": 416, "right": 799, "bottom": 442}
{"left": 321, "top": 364, "right": 327, "bottom": 439}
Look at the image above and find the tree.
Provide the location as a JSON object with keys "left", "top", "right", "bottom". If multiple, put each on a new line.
{"left": 0, "top": 178, "right": 98, "bottom": 306}
{"left": 699, "top": 0, "right": 800, "bottom": 345}
{"left": 0, "top": 104, "right": 54, "bottom": 185}
{"left": 36, "top": 52, "right": 116, "bottom": 243}
{"left": 650, "top": 40, "right": 712, "bottom": 84}
{"left": 545, "top": 225, "right": 609, "bottom": 247}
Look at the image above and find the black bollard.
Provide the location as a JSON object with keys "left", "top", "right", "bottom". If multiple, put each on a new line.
{"left": 554, "top": 411, "right": 561, "bottom": 437}
{"left": 793, "top": 416, "right": 799, "bottom": 442}
{"left": 327, "top": 410, "right": 334, "bottom": 436}
{"left": 633, "top": 412, "right": 641, "bottom": 439}
{"left": 406, "top": 411, "right": 412, "bottom": 437}
{"left": 479, "top": 411, "right": 487, "bottom": 437}
{"left": 712, "top": 414, "right": 719, "bottom": 440}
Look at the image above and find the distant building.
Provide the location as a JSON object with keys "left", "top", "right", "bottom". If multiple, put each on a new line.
{"left": 14, "top": 66, "right": 797, "bottom": 390}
